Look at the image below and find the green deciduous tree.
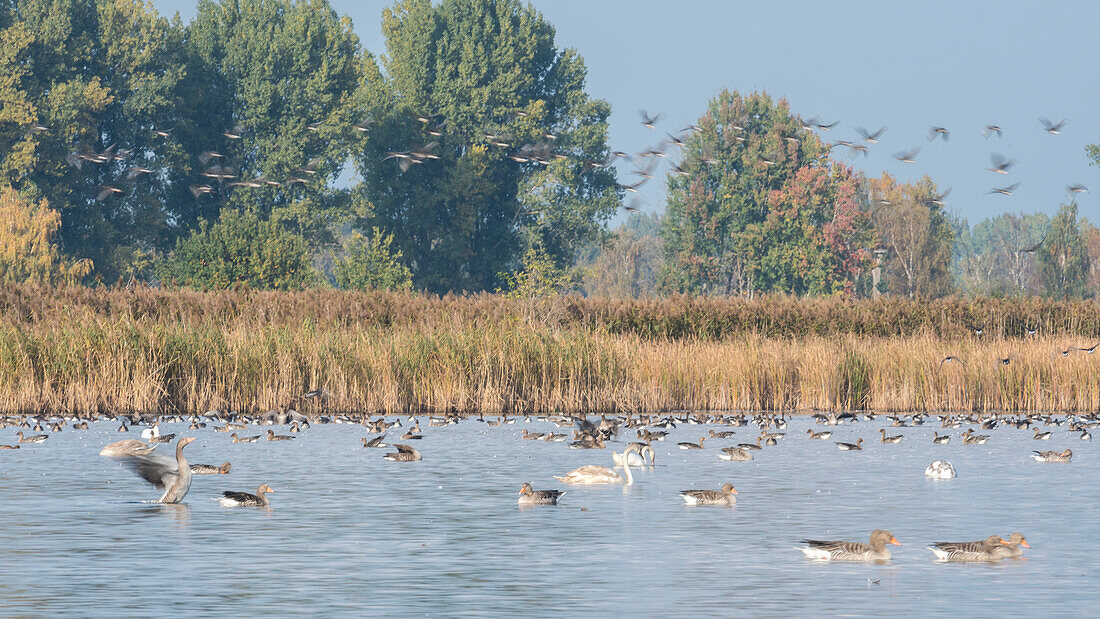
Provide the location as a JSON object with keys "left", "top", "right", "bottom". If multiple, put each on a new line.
{"left": 156, "top": 208, "right": 317, "bottom": 290}
{"left": 333, "top": 228, "right": 413, "bottom": 291}
{"left": 354, "top": 0, "right": 618, "bottom": 293}
{"left": 1038, "top": 202, "right": 1091, "bottom": 299}
{"left": 953, "top": 213, "right": 1049, "bottom": 297}
{"left": 0, "top": 0, "right": 187, "bottom": 281}
{"left": 581, "top": 213, "right": 663, "bottom": 298}
{"left": 180, "top": 0, "right": 364, "bottom": 244}
{"left": 660, "top": 89, "right": 870, "bottom": 296}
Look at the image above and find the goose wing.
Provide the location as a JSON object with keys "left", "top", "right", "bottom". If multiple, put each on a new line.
{"left": 221, "top": 490, "right": 259, "bottom": 503}
{"left": 680, "top": 489, "right": 724, "bottom": 502}
{"left": 120, "top": 453, "right": 178, "bottom": 489}
{"left": 802, "top": 539, "right": 870, "bottom": 556}
{"left": 394, "top": 444, "right": 417, "bottom": 454}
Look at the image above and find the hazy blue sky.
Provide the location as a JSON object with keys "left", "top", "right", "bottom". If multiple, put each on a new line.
{"left": 153, "top": 0, "right": 1099, "bottom": 224}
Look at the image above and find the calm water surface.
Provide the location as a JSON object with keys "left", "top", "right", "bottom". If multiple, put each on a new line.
{"left": 0, "top": 415, "right": 1096, "bottom": 616}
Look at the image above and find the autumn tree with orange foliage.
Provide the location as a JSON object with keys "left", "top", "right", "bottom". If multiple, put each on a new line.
{"left": 0, "top": 186, "right": 92, "bottom": 285}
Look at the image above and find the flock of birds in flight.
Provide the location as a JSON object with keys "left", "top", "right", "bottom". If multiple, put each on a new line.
{"left": 6, "top": 401, "right": 1087, "bottom": 562}
{"left": 25, "top": 105, "right": 1089, "bottom": 234}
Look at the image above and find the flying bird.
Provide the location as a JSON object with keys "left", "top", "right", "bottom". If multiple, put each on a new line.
{"left": 222, "top": 124, "right": 246, "bottom": 139}
{"left": 982, "top": 125, "right": 1003, "bottom": 138}
{"left": 639, "top": 110, "right": 664, "bottom": 129}
{"left": 926, "top": 188, "right": 951, "bottom": 206}
{"left": 987, "top": 153, "right": 1015, "bottom": 175}
{"left": 927, "top": 126, "right": 950, "bottom": 141}
{"left": 1016, "top": 231, "right": 1049, "bottom": 253}
{"left": 1066, "top": 184, "right": 1089, "bottom": 197}
{"left": 855, "top": 126, "right": 887, "bottom": 143}
{"left": 893, "top": 147, "right": 920, "bottom": 163}
{"left": 1039, "top": 117, "right": 1067, "bottom": 134}
{"left": 989, "top": 182, "right": 1019, "bottom": 196}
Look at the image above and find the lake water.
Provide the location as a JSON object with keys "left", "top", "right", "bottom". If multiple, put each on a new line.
{"left": 0, "top": 414, "right": 1095, "bottom": 616}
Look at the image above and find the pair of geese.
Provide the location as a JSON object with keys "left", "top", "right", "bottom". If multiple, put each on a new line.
{"left": 100, "top": 437, "right": 273, "bottom": 506}
{"left": 520, "top": 445, "right": 737, "bottom": 507}
{"left": 799, "top": 530, "right": 1029, "bottom": 562}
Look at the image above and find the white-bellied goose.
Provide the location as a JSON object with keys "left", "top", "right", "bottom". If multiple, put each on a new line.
{"left": 928, "top": 535, "right": 1007, "bottom": 562}
{"left": 191, "top": 462, "right": 231, "bottom": 474}
{"left": 518, "top": 482, "right": 565, "bottom": 506}
{"left": 679, "top": 483, "right": 737, "bottom": 506}
{"left": 678, "top": 437, "right": 705, "bottom": 450}
{"left": 231, "top": 433, "right": 260, "bottom": 443}
{"left": 1032, "top": 449, "right": 1071, "bottom": 462}
{"left": 836, "top": 438, "right": 864, "bottom": 451}
{"left": 361, "top": 435, "right": 386, "bottom": 448}
{"left": 806, "top": 429, "right": 831, "bottom": 440}
{"left": 737, "top": 437, "right": 763, "bottom": 450}
{"left": 115, "top": 437, "right": 196, "bottom": 504}
{"left": 880, "top": 429, "right": 903, "bottom": 444}
{"left": 799, "top": 530, "right": 900, "bottom": 561}
{"left": 1033, "top": 428, "right": 1052, "bottom": 440}
{"left": 961, "top": 429, "right": 989, "bottom": 445}
{"left": 15, "top": 431, "right": 47, "bottom": 444}
{"left": 521, "top": 429, "right": 545, "bottom": 440}
{"left": 933, "top": 432, "right": 950, "bottom": 444}
{"left": 384, "top": 444, "right": 421, "bottom": 461}
{"left": 217, "top": 484, "right": 273, "bottom": 507}
{"left": 266, "top": 429, "right": 295, "bottom": 441}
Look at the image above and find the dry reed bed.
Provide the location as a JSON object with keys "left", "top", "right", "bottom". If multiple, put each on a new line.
{"left": 2, "top": 304, "right": 1099, "bottom": 414}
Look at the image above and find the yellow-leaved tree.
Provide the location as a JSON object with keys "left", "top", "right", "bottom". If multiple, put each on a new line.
{"left": 0, "top": 186, "right": 92, "bottom": 285}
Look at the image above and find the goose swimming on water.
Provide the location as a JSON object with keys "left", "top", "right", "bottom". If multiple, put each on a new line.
{"left": 799, "top": 530, "right": 900, "bottom": 562}
{"left": 217, "top": 484, "right": 273, "bottom": 507}
{"left": 518, "top": 482, "right": 565, "bottom": 506}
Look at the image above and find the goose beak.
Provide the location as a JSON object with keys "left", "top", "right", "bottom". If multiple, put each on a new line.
{"left": 889, "top": 537, "right": 901, "bottom": 546}
{"left": 731, "top": 488, "right": 738, "bottom": 495}
{"left": 1020, "top": 540, "right": 1030, "bottom": 548}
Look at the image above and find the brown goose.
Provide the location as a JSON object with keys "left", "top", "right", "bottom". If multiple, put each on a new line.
{"left": 933, "top": 432, "right": 950, "bottom": 444}
{"left": 880, "top": 429, "right": 903, "bottom": 444}
{"left": 799, "top": 530, "right": 900, "bottom": 561}
{"left": 361, "top": 435, "right": 387, "bottom": 448}
{"left": 678, "top": 436, "right": 706, "bottom": 450}
{"left": 190, "top": 462, "right": 232, "bottom": 474}
{"left": 266, "top": 429, "right": 295, "bottom": 441}
{"left": 737, "top": 437, "right": 763, "bottom": 451}
{"left": 384, "top": 444, "right": 422, "bottom": 462}
{"left": 0, "top": 445, "right": 19, "bottom": 450}
{"left": 217, "top": 484, "right": 273, "bottom": 507}
{"left": 231, "top": 433, "right": 261, "bottom": 443}
{"left": 836, "top": 438, "right": 864, "bottom": 451}
{"left": 517, "top": 482, "right": 565, "bottom": 505}
{"left": 961, "top": 429, "right": 989, "bottom": 445}
{"left": 1032, "top": 448, "right": 1071, "bottom": 462}
{"left": 15, "top": 431, "right": 47, "bottom": 444}
{"left": 718, "top": 446, "right": 753, "bottom": 461}
{"left": 115, "top": 437, "right": 197, "bottom": 504}
{"left": 679, "top": 483, "right": 737, "bottom": 506}
{"left": 708, "top": 429, "right": 736, "bottom": 439}
{"left": 806, "top": 429, "right": 832, "bottom": 440}
{"left": 998, "top": 532, "right": 1030, "bottom": 558}
{"left": 149, "top": 433, "right": 177, "bottom": 444}
{"left": 521, "top": 429, "right": 545, "bottom": 440}
{"left": 1033, "top": 428, "right": 1052, "bottom": 440}
{"left": 928, "top": 535, "right": 1008, "bottom": 562}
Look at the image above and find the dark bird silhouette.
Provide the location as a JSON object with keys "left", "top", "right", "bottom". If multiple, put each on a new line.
{"left": 940, "top": 356, "right": 966, "bottom": 367}
{"left": 1017, "top": 230, "right": 1049, "bottom": 253}
{"left": 1066, "top": 184, "right": 1089, "bottom": 198}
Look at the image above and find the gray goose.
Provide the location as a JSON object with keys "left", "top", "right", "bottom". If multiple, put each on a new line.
{"left": 933, "top": 432, "right": 950, "bottom": 444}
{"left": 1032, "top": 448, "right": 1071, "bottom": 462}
{"left": 114, "top": 437, "right": 197, "bottom": 504}
{"left": 806, "top": 429, "right": 831, "bottom": 440}
{"left": 517, "top": 482, "right": 565, "bottom": 505}
{"left": 217, "top": 484, "right": 273, "bottom": 507}
{"left": 266, "top": 429, "right": 295, "bottom": 441}
{"left": 191, "top": 462, "right": 232, "bottom": 474}
{"left": 928, "top": 535, "right": 1007, "bottom": 562}
{"left": 231, "top": 432, "right": 260, "bottom": 443}
{"left": 836, "top": 438, "right": 864, "bottom": 451}
{"left": 384, "top": 444, "right": 422, "bottom": 461}
{"left": 799, "top": 529, "right": 900, "bottom": 561}
{"left": 678, "top": 437, "right": 706, "bottom": 450}
{"left": 998, "top": 532, "right": 1030, "bottom": 557}
{"left": 15, "top": 431, "right": 48, "bottom": 444}
{"left": 880, "top": 429, "right": 903, "bottom": 444}
{"left": 679, "top": 483, "right": 737, "bottom": 506}
{"left": 718, "top": 446, "right": 753, "bottom": 461}
{"left": 99, "top": 439, "right": 156, "bottom": 457}
{"left": 361, "top": 435, "right": 387, "bottom": 448}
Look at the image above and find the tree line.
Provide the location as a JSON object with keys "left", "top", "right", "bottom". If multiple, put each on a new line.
{"left": 1, "top": 0, "right": 1096, "bottom": 299}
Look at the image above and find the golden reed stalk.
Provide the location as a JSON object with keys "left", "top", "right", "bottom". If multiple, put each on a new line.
{"left": 2, "top": 286, "right": 1098, "bottom": 415}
